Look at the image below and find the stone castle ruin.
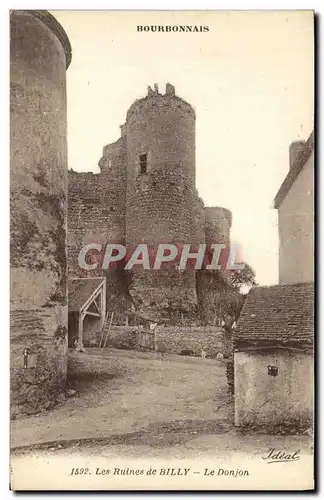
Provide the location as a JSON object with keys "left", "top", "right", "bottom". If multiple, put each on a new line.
{"left": 68, "top": 83, "right": 232, "bottom": 325}
{"left": 10, "top": 12, "right": 232, "bottom": 418}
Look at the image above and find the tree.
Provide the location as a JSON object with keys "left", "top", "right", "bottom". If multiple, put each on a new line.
{"left": 197, "top": 263, "right": 257, "bottom": 326}
{"left": 215, "top": 288, "right": 246, "bottom": 325}
{"left": 228, "top": 262, "right": 257, "bottom": 291}
{"left": 212, "top": 262, "right": 257, "bottom": 324}
{"left": 219, "top": 262, "right": 257, "bottom": 327}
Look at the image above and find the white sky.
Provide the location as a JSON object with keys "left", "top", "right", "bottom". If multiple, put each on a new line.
{"left": 53, "top": 10, "right": 314, "bottom": 286}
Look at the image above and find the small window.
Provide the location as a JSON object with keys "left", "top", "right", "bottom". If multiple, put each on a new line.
{"left": 139, "top": 153, "right": 147, "bottom": 174}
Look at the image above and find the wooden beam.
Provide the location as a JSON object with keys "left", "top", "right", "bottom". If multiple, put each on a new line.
{"left": 84, "top": 311, "right": 101, "bottom": 318}
{"left": 103, "top": 312, "right": 114, "bottom": 348}
{"left": 97, "top": 283, "right": 107, "bottom": 347}
{"left": 81, "top": 285, "right": 104, "bottom": 318}
{"left": 99, "top": 310, "right": 109, "bottom": 348}
{"left": 81, "top": 282, "right": 105, "bottom": 314}
{"left": 93, "top": 299, "right": 101, "bottom": 315}
{"left": 79, "top": 311, "right": 85, "bottom": 346}
{"left": 100, "top": 283, "right": 106, "bottom": 330}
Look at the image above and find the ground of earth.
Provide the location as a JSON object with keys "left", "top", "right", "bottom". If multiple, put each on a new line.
{"left": 11, "top": 348, "right": 312, "bottom": 460}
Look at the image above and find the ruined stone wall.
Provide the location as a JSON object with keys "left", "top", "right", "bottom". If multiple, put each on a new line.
{"left": 66, "top": 85, "right": 233, "bottom": 327}
{"left": 68, "top": 172, "right": 124, "bottom": 271}
{"left": 68, "top": 171, "right": 126, "bottom": 299}
{"left": 204, "top": 206, "right": 232, "bottom": 245}
{"left": 10, "top": 10, "right": 71, "bottom": 417}
{"left": 125, "top": 88, "right": 198, "bottom": 318}
{"left": 100, "top": 136, "right": 126, "bottom": 174}
{"left": 68, "top": 137, "right": 128, "bottom": 308}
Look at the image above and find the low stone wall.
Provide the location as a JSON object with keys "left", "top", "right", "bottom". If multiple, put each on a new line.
{"left": 102, "top": 325, "right": 225, "bottom": 357}
{"left": 101, "top": 326, "right": 139, "bottom": 350}
{"left": 155, "top": 326, "right": 225, "bottom": 356}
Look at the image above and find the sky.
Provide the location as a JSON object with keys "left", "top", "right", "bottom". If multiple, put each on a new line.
{"left": 53, "top": 10, "right": 314, "bottom": 286}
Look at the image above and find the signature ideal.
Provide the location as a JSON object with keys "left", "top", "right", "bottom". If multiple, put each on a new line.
{"left": 262, "top": 448, "right": 301, "bottom": 464}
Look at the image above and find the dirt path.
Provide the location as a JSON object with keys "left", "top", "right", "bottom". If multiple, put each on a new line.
{"left": 11, "top": 349, "right": 313, "bottom": 490}
{"left": 11, "top": 348, "right": 232, "bottom": 449}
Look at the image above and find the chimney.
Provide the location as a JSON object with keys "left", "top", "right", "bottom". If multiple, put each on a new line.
{"left": 289, "top": 140, "right": 305, "bottom": 169}
{"left": 154, "top": 82, "right": 159, "bottom": 93}
{"left": 166, "top": 83, "right": 175, "bottom": 96}
{"left": 147, "top": 85, "right": 154, "bottom": 96}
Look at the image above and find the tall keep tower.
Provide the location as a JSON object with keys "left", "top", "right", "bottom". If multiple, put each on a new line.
{"left": 125, "top": 83, "right": 198, "bottom": 320}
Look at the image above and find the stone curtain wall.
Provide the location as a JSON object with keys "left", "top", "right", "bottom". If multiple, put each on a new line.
{"left": 155, "top": 326, "right": 225, "bottom": 356}
{"left": 101, "top": 326, "right": 225, "bottom": 356}
{"left": 10, "top": 10, "right": 71, "bottom": 417}
{"left": 68, "top": 170, "right": 126, "bottom": 278}
{"left": 68, "top": 136, "right": 127, "bottom": 279}
{"left": 68, "top": 169, "right": 127, "bottom": 300}
{"left": 68, "top": 139, "right": 129, "bottom": 313}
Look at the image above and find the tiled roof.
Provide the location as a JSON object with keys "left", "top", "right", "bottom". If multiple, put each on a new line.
{"left": 235, "top": 282, "right": 314, "bottom": 349}
{"left": 68, "top": 278, "right": 105, "bottom": 312}
{"left": 273, "top": 131, "right": 314, "bottom": 209}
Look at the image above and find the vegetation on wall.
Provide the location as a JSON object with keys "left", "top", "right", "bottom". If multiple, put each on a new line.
{"left": 198, "top": 263, "right": 257, "bottom": 326}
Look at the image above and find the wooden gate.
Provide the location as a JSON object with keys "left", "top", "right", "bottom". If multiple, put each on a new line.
{"left": 137, "top": 329, "right": 155, "bottom": 351}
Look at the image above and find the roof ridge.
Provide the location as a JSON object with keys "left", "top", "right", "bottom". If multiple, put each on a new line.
{"left": 235, "top": 281, "right": 314, "bottom": 347}
{"left": 273, "top": 130, "right": 314, "bottom": 208}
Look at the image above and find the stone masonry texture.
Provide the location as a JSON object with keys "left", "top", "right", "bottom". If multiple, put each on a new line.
{"left": 68, "top": 84, "right": 232, "bottom": 323}
{"left": 99, "top": 325, "right": 226, "bottom": 357}
{"left": 10, "top": 10, "right": 71, "bottom": 417}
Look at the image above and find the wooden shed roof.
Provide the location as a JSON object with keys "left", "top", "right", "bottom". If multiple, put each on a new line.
{"left": 68, "top": 278, "right": 105, "bottom": 312}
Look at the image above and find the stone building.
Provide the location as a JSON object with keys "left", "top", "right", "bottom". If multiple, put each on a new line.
{"left": 234, "top": 132, "right": 314, "bottom": 430}
{"left": 68, "top": 84, "right": 232, "bottom": 324}
{"left": 274, "top": 132, "right": 314, "bottom": 285}
{"left": 10, "top": 10, "right": 71, "bottom": 417}
{"left": 234, "top": 282, "right": 313, "bottom": 429}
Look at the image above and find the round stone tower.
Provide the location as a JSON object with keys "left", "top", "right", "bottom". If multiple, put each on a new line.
{"left": 205, "top": 207, "right": 232, "bottom": 246}
{"left": 197, "top": 207, "right": 233, "bottom": 325}
{"left": 10, "top": 10, "right": 71, "bottom": 417}
{"left": 125, "top": 83, "right": 198, "bottom": 320}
